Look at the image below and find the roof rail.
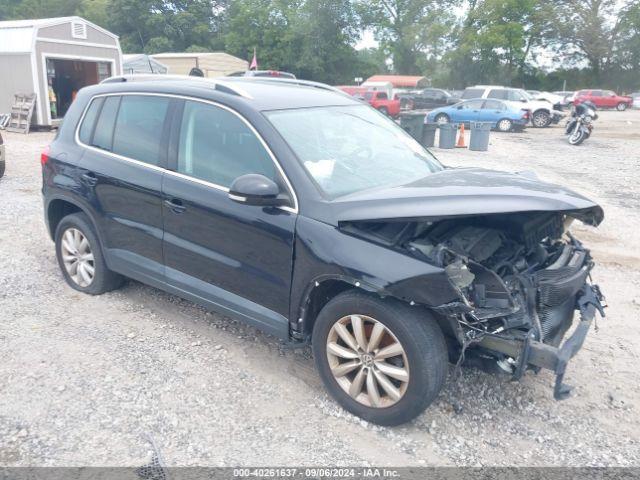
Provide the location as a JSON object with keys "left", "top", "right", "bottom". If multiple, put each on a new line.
{"left": 222, "top": 76, "right": 349, "bottom": 97}
{"left": 100, "top": 74, "right": 253, "bottom": 99}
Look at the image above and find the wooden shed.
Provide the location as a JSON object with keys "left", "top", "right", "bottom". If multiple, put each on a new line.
{"left": 150, "top": 52, "right": 248, "bottom": 78}
{"left": 0, "top": 16, "right": 122, "bottom": 127}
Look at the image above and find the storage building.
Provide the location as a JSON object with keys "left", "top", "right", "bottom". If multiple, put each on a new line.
{"left": 150, "top": 52, "right": 248, "bottom": 78}
{"left": 0, "top": 16, "right": 122, "bottom": 127}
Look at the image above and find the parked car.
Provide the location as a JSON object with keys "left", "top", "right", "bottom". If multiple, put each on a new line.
{"left": 42, "top": 75, "right": 605, "bottom": 426}
{"left": 461, "top": 86, "right": 564, "bottom": 127}
{"left": 426, "top": 99, "right": 529, "bottom": 132}
{"left": 527, "top": 91, "right": 566, "bottom": 107}
{"left": 228, "top": 70, "right": 296, "bottom": 79}
{"left": 0, "top": 131, "right": 4, "bottom": 178}
{"left": 399, "top": 88, "right": 459, "bottom": 111}
{"left": 573, "top": 89, "right": 633, "bottom": 111}
{"left": 632, "top": 92, "right": 640, "bottom": 109}
{"left": 363, "top": 90, "right": 401, "bottom": 117}
{"left": 552, "top": 91, "right": 576, "bottom": 108}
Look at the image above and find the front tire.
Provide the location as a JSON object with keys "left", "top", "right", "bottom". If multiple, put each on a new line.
{"left": 532, "top": 110, "right": 551, "bottom": 128}
{"left": 55, "top": 212, "right": 123, "bottom": 295}
{"left": 568, "top": 126, "right": 587, "bottom": 146}
{"left": 434, "top": 113, "right": 450, "bottom": 124}
{"left": 617, "top": 102, "right": 627, "bottom": 111}
{"left": 312, "top": 291, "right": 448, "bottom": 426}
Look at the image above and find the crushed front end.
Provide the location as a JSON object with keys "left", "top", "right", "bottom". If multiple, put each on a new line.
{"left": 405, "top": 212, "right": 606, "bottom": 399}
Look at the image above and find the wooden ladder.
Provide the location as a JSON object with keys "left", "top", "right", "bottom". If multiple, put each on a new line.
{"left": 6, "top": 93, "right": 36, "bottom": 134}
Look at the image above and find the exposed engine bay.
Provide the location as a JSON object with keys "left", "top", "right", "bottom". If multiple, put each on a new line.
{"left": 341, "top": 211, "right": 606, "bottom": 397}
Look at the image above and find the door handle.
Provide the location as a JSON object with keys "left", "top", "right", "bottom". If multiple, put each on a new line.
{"left": 164, "top": 198, "right": 186, "bottom": 214}
{"left": 80, "top": 172, "right": 98, "bottom": 187}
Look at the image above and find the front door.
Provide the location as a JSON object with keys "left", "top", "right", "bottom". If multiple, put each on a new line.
{"left": 162, "top": 99, "right": 296, "bottom": 338}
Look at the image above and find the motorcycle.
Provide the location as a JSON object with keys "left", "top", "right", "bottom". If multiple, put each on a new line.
{"left": 565, "top": 101, "right": 598, "bottom": 145}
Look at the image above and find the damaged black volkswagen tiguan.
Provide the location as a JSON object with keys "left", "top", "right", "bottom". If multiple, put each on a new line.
{"left": 42, "top": 76, "right": 606, "bottom": 426}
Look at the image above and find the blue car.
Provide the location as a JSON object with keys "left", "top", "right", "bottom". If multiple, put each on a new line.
{"left": 426, "top": 99, "right": 529, "bottom": 132}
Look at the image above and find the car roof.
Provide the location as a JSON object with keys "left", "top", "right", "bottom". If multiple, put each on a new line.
{"left": 95, "top": 75, "right": 359, "bottom": 111}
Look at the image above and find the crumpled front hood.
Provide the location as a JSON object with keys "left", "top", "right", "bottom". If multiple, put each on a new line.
{"left": 332, "top": 168, "right": 604, "bottom": 226}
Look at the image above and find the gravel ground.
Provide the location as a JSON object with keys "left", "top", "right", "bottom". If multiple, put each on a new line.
{"left": 1, "top": 110, "right": 639, "bottom": 467}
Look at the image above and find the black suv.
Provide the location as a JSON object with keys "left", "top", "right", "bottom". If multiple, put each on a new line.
{"left": 42, "top": 76, "right": 606, "bottom": 426}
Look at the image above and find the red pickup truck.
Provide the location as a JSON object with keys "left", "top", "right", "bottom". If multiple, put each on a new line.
{"left": 363, "top": 91, "right": 401, "bottom": 117}
{"left": 573, "top": 89, "right": 633, "bottom": 111}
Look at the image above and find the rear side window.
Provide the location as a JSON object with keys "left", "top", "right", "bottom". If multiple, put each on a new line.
{"left": 487, "top": 89, "right": 507, "bottom": 100}
{"left": 462, "top": 88, "right": 484, "bottom": 99}
{"left": 177, "top": 100, "right": 276, "bottom": 188}
{"left": 92, "top": 96, "right": 120, "bottom": 151}
{"left": 112, "top": 95, "right": 170, "bottom": 166}
{"left": 591, "top": 90, "right": 603, "bottom": 96}
{"left": 78, "top": 97, "right": 104, "bottom": 144}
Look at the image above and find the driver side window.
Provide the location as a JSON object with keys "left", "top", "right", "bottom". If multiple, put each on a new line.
{"left": 177, "top": 100, "right": 276, "bottom": 188}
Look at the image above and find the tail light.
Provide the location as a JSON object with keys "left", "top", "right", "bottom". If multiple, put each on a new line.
{"left": 522, "top": 109, "right": 530, "bottom": 119}
{"left": 40, "top": 145, "right": 50, "bottom": 166}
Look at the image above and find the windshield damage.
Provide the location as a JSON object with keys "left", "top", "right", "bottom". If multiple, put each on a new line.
{"left": 340, "top": 211, "right": 606, "bottom": 399}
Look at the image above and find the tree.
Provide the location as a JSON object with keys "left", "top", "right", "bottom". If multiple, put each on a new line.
{"left": 356, "top": 0, "right": 460, "bottom": 74}
{"left": 549, "top": 0, "right": 630, "bottom": 83}
{"left": 444, "top": 0, "right": 554, "bottom": 87}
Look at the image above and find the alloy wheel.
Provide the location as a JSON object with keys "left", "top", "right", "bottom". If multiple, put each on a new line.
{"left": 326, "top": 315, "right": 410, "bottom": 408}
{"left": 60, "top": 227, "right": 95, "bottom": 287}
{"left": 498, "top": 119, "right": 512, "bottom": 132}
{"left": 532, "top": 112, "right": 549, "bottom": 127}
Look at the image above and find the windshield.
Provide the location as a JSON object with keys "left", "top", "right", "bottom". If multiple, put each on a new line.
{"left": 266, "top": 105, "right": 443, "bottom": 198}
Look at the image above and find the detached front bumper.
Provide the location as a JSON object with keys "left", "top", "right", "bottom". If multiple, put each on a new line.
{"left": 478, "top": 283, "right": 606, "bottom": 399}
{"left": 551, "top": 110, "right": 566, "bottom": 124}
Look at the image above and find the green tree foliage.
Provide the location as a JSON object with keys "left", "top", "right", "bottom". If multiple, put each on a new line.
{"left": 0, "top": 0, "right": 638, "bottom": 90}
{"left": 356, "top": 0, "right": 459, "bottom": 74}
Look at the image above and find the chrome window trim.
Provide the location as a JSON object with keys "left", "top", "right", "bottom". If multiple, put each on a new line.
{"left": 74, "top": 91, "right": 299, "bottom": 214}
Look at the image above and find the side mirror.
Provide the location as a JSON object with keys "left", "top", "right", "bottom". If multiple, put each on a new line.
{"left": 228, "top": 174, "right": 287, "bottom": 207}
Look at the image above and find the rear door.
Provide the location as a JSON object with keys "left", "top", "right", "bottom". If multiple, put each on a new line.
{"left": 161, "top": 98, "right": 296, "bottom": 338}
{"left": 480, "top": 99, "right": 506, "bottom": 124}
{"left": 77, "top": 93, "right": 174, "bottom": 282}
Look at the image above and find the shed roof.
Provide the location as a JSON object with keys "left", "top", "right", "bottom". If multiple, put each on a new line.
{"left": 0, "top": 16, "right": 119, "bottom": 53}
{"left": 365, "top": 75, "right": 428, "bottom": 88}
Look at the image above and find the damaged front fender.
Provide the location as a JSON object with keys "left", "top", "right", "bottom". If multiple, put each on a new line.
{"left": 290, "top": 216, "right": 461, "bottom": 335}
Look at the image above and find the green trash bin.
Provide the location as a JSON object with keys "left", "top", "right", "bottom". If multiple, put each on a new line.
{"left": 400, "top": 112, "right": 426, "bottom": 141}
{"left": 438, "top": 123, "right": 458, "bottom": 149}
{"left": 422, "top": 123, "right": 437, "bottom": 148}
{"left": 470, "top": 122, "right": 492, "bottom": 151}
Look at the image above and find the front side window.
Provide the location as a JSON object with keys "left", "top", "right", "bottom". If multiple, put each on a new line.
{"left": 266, "top": 105, "right": 443, "bottom": 198}
{"left": 112, "top": 95, "right": 170, "bottom": 166}
{"left": 177, "top": 100, "right": 276, "bottom": 188}
{"left": 592, "top": 90, "right": 603, "bottom": 96}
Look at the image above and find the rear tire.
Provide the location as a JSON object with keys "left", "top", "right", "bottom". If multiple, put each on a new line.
{"left": 497, "top": 118, "right": 513, "bottom": 132}
{"left": 55, "top": 212, "right": 123, "bottom": 295}
{"left": 617, "top": 102, "right": 627, "bottom": 111}
{"left": 312, "top": 291, "right": 448, "bottom": 426}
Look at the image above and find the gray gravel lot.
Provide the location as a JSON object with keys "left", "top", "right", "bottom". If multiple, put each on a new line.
{"left": 1, "top": 110, "right": 639, "bottom": 467}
